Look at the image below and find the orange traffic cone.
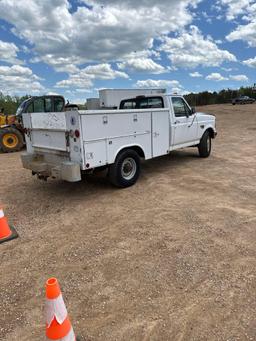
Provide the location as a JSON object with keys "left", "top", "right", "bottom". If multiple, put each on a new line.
{"left": 45, "top": 278, "right": 77, "bottom": 341}
{"left": 0, "top": 207, "right": 18, "bottom": 244}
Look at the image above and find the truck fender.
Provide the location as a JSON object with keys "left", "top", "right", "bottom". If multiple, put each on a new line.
{"left": 112, "top": 144, "right": 146, "bottom": 163}
{"left": 201, "top": 125, "right": 216, "bottom": 139}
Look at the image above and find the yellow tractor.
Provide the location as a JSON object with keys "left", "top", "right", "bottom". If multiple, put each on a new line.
{"left": 0, "top": 108, "right": 24, "bottom": 152}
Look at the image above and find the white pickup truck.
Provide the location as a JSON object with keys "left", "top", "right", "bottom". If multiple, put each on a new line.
{"left": 21, "top": 90, "right": 217, "bottom": 188}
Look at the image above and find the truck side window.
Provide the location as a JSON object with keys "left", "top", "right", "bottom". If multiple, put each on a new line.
{"left": 172, "top": 97, "right": 190, "bottom": 117}
{"left": 138, "top": 97, "right": 164, "bottom": 109}
{"left": 120, "top": 100, "right": 136, "bottom": 109}
{"left": 45, "top": 98, "right": 52, "bottom": 112}
{"left": 33, "top": 98, "right": 45, "bottom": 112}
{"left": 148, "top": 97, "right": 163, "bottom": 108}
{"left": 138, "top": 98, "right": 148, "bottom": 109}
{"left": 26, "top": 103, "right": 33, "bottom": 113}
{"left": 54, "top": 98, "right": 64, "bottom": 112}
{"left": 120, "top": 96, "right": 164, "bottom": 109}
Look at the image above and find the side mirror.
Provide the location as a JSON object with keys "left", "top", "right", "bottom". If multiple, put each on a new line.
{"left": 191, "top": 107, "right": 196, "bottom": 115}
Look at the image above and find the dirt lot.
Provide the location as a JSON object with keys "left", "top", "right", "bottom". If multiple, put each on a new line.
{"left": 0, "top": 104, "right": 255, "bottom": 341}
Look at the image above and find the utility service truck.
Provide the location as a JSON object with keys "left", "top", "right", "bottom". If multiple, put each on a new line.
{"left": 21, "top": 89, "right": 217, "bottom": 188}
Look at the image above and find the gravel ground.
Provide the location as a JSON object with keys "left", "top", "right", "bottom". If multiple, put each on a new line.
{"left": 0, "top": 104, "right": 255, "bottom": 341}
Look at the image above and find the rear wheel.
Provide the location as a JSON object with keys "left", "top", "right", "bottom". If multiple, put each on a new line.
{"left": 109, "top": 149, "right": 141, "bottom": 188}
{"left": 0, "top": 127, "right": 24, "bottom": 152}
{"left": 198, "top": 130, "right": 211, "bottom": 158}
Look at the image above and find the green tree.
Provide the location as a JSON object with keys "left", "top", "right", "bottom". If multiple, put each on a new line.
{"left": 0, "top": 92, "right": 30, "bottom": 115}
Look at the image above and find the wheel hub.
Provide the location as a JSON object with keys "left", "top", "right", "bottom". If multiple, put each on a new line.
{"left": 121, "top": 158, "right": 137, "bottom": 180}
{"left": 3, "top": 133, "right": 18, "bottom": 148}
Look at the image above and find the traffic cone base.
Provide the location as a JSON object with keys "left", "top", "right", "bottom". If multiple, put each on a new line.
{"left": 46, "top": 316, "right": 72, "bottom": 339}
{"left": 0, "top": 225, "right": 18, "bottom": 245}
{"left": 0, "top": 207, "right": 18, "bottom": 244}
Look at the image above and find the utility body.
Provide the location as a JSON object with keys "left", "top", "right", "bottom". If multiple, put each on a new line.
{"left": 21, "top": 91, "right": 217, "bottom": 187}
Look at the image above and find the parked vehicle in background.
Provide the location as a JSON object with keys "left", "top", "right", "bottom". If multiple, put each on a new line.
{"left": 21, "top": 89, "right": 217, "bottom": 188}
{"left": 232, "top": 96, "right": 255, "bottom": 105}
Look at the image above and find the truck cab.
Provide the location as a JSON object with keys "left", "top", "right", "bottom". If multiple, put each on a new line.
{"left": 120, "top": 94, "right": 216, "bottom": 149}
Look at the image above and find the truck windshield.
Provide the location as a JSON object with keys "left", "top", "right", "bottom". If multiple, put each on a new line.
{"left": 15, "top": 100, "right": 28, "bottom": 116}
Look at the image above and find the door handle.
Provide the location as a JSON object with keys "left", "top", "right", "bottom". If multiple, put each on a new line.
{"left": 103, "top": 116, "right": 108, "bottom": 124}
{"left": 175, "top": 120, "right": 180, "bottom": 124}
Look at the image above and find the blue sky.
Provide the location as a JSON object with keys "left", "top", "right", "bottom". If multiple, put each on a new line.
{"left": 0, "top": 0, "right": 255, "bottom": 103}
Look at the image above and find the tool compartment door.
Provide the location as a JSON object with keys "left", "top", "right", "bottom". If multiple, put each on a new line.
{"left": 29, "top": 112, "right": 67, "bottom": 151}
{"left": 152, "top": 110, "right": 170, "bottom": 157}
{"left": 84, "top": 140, "right": 107, "bottom": 168}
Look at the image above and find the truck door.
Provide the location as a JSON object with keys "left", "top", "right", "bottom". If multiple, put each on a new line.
{"left": 170, "top": 97, "right": 198, "bottom": 146}
{"left": 152, "top": 110, "right": 170, "bottom": 157}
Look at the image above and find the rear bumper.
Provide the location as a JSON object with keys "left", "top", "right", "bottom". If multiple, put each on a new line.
{"left": 21, "top": 153, "right": 81, "bottom": 182}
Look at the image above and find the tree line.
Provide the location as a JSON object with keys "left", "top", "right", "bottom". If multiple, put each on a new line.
{"left": 0, "top": 92, "right": 30, "bottom": 115}
{"left": 184, "top": 86, "right": 256, "bottom": 106}
{"left": 1, "top": 86, "right": 256, "bottom": 115}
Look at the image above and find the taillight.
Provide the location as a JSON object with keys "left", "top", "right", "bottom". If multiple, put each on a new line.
{"left": 74, "top": 130, "right": 80, "bottom": 138}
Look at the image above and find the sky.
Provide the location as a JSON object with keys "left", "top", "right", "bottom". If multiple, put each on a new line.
{"left": 0, "top": 0, "right": 255, "bottom": 103}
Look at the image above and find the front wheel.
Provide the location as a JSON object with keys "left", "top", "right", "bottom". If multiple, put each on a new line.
{"left": 108, "top": 149, "right": 141, "bottom": 188}
{"left": 198, "top": 131, "right": 212, "bottom": 158}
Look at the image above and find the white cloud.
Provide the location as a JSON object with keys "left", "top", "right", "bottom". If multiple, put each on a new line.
{"left": 218, "top": 0, "right": 254, "bottom": 20}
{"left": 171, "top": 87, "right": 187, "bottom": 95}
{"left": 46, "top": 91, "right": 61, "bottom": 96}
{"left": 0, "top": 65, "right": 44, "bottom": 94}
{"left": 226, "top": 21, "right": 256, "bottom": 47}
{"left": 160, "top": 26, "right": 236, "bottom": 68}
{"left": 82, "top": 63, "right": 128, "bottom": 80}
{"left": 229, "top": 74, "right": 249, "bottom": 81}
{"left": 0, "top": 0, "right": 201, "bottom": 71}
{"left": 75, "top": 89, "right": 93, "bottom": 93}
{"left": 206, "top": 73, "right": 228, "bottom": 81}
{"left": 0, "top": 40, "right": 21, "bottom": 64}
{"left": 218, "top": 0, "right": 256, "bottom": 47}
{"left": 189, "top": 71, "right": 203, "bottom": 77}
{"left": 31, "top": 55, "right": 80, "bottom": 74}
{"left": 135, "top": 78, "right": 187, "bottom": 94}
{"left": 56, "top": 77, "right": 93, "bottom": 90}
{"left": 55, "top": 63, "right": 128, "bottom": 89}
{"left": 221, "top": 67, "right": 233, "bottom": 71}
{"left": 135, "top": 79, "right": 181, "bottom": 90}
{"left": 243, "top": 57, "right": 256, "bottom": 68}
{"left": 205, "top": 73, "right": 248, "bottom": 82}
{"left": 118, "top": 58, "right": 167, "bottom": 74}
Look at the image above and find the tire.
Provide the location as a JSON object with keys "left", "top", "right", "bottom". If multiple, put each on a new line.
{"left": 108, "top": 149, "right": 141, "bottom": 188}
{"left": 0, "top": 127, "right": 24, "bottom": 152}
{"left": 198, "top": 130, "right": 212, "bottom": 158}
